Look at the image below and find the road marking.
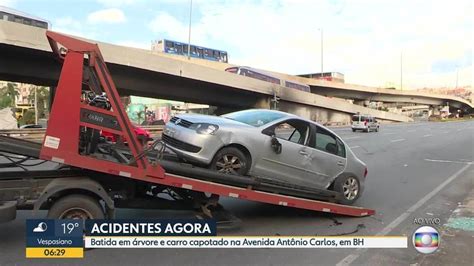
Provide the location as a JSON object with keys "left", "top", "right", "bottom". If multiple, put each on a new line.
{"left": 423, "top": 134, "right": 433, "bottom": 137}
{"left": 424, "top": 159, "right": 473, "bottom": 165}
{"left": 344, "top": 136, "right": 361, "bottom": 140}
{"left": 349, "top": 146, "right": 360, "bottom": 149}
{"left": 390, "top": 138, "right": 405, "bottom": 143}
{"left": 336, "top": 163, "right": 472, "bottom": 266}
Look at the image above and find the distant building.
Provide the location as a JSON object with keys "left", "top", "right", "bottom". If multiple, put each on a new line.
{"left": 416, "top": 86, "right": 472, "bottom": 102}
{"left": 297, "top": 72, "right": 345, "bottom": 83}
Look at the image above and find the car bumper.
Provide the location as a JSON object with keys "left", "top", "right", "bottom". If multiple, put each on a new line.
{"left": 351, "top": 124, "right": 368, "bottom": 129}
{"left": 162, "top": 123, "right": 224, "bottom": 165}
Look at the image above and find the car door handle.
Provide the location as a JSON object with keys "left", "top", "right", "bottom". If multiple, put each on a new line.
{"left": 337, "top": 161, "right": 345, "bottom": 166}
{"left": 299, "top": 150, "right": 309, "bottom": 156}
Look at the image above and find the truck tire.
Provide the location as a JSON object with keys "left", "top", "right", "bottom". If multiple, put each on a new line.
{"left": 47, "top": 194, "right": 105, "bottom": 219}
{"left": 0, "top": 201, "right": 17, "bottom": 223}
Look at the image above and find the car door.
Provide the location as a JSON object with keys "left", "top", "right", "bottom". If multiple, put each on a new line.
{"left": 253, "top": 119, "right": 313, "bottom": 186}
{"left": 369, "top": 117, "right": 375, "bottom": 130}
{"left": 304, "top": 124, "right": 347, "bottom": 188}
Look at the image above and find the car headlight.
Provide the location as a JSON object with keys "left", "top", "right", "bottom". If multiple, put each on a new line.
{"left": 189, "top": 123, "right": 219, "bottom": 135}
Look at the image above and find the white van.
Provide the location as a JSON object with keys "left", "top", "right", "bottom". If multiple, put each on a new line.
{"left": 351, "top": 114, "right": 379, "bottom": 132}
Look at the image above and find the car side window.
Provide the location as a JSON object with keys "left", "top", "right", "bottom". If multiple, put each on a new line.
{"left": 266, "top": 120, "right": 310, "bottom": 145}
{"left": 310, "top": 126, "right": 345, "bottom": 157}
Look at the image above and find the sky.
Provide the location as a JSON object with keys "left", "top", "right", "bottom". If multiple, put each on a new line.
{"left": 1, "top": 0, "right": 472, "bottom": 90}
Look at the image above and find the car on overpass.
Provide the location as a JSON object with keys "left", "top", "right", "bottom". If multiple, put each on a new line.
{"left": 163, "top": 109, "right": 367, "bottom": 204}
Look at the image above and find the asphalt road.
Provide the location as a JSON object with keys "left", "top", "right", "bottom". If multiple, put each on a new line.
{"left": 0, "top": 120, "right": 473, "bottom": 266}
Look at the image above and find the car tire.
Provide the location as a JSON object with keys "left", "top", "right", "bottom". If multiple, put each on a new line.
{"left": 47, "top": 194, "right": 105, "bottom": 219}
{"left": 333, "top": 175, "right": 361, "bottom": 205}
{"left": 210, "top": 147, "right": 250, "bottom": 176}
{"left": 375, "top": 126, "right": 379, "bottom": 132}
{"left": 352, "top": 129, "right": 356, "bottom": 132}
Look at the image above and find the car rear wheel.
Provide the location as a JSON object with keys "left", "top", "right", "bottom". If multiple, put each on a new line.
{"left": 210, "top": 147, "right": 249, "bottom": 176}
{"left": 333, "top": 175, "right": 361, "bottom": 205}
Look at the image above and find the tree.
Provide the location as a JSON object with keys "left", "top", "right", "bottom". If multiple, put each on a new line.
{"left": 27, "top": 86, "right": 50, "bottom": 119}
{"left": 0, "top": 83, "right": 19, "bottom": 108}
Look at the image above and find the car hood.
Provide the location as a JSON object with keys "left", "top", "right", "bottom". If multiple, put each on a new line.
{"left": 173, "top": 113, "right": 252, "bottom": 127}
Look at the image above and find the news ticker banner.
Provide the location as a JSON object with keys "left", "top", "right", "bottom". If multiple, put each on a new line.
{"left": 26, "top": 219, "right": 408, "bottom": 258}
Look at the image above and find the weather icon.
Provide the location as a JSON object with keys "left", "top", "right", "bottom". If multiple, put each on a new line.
{"left": 33, "top": 222, "right": 48, "bottom": 233}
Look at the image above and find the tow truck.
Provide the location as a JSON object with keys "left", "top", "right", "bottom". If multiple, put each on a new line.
{"left": 0, "top": 31, "right": 374, "bottom": 226}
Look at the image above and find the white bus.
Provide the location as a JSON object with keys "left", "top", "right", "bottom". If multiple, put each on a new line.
{"left": 0, "top": 6, "right": 50, "bottom": 29}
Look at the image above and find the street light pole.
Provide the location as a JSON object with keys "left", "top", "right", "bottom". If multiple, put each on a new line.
{"left": 34, "top": 86, "right": 38, "bottom": 125}
{"left": 455, "top": 68, "right": 459, "bottom": 89}
{"left": 400, "top": 51, "right": 403, "bottom": 91}
{"left": 187, "top": 0, "right": 193, "bottom": 60}
{"left": 319, "top": 28, "right": 324, "bottom": 74}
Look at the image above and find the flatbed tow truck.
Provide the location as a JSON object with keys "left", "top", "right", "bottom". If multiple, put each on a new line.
{"left": 0, "top": 31, "right": 374, "bottom": 226}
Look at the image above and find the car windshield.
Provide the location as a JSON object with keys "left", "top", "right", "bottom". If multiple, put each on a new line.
{"left": 222, "top": 110, "right": 286, "bottom": 127}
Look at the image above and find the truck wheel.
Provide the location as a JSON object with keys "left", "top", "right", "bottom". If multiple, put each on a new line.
{"left": 211, "top": 147, "right": 249, "bottom": 176}
{"left": 47, "top": 194, "right": 105, "bottom": 219}
{"left": 0, "top": 201, "right": 17, "bottom": 223}
{"left": 333, "top": 175, "right": 361, "bottom": 205}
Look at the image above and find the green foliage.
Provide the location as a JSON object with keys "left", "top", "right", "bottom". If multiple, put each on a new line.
{"left": 28, "top": 86, "right": 50, "bottom": 119}
{"left": 0, "top": 83, "right": 19, "bottom": 108}
{"left": 19, "top": 110, "right": 36, "bottom": 125}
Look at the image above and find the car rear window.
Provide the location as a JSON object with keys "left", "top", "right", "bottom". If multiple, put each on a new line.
{"left": 352, "top": 115, "right": 360, "bottom": 122}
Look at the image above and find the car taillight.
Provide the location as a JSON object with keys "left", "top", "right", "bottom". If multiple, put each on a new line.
{"left": 364, "top": 167, "right": 368, "bottom": 178}
{"left": 364, "top": 120, "right": 368, "bottom": 126}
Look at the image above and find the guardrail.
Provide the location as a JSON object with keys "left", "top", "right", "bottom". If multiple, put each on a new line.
{"left": 0, "top": 126, "right": 164, "bottom": 142}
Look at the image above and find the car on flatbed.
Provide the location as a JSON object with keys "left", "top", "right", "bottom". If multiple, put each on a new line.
{"left": 163, "top": 109, "right": 368, "bottom": 204}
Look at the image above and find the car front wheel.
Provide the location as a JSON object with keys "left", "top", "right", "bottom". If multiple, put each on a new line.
{"left": 210, "top": 147, "right": 249, "bottom": 176}
{"left": 333, "top": 175, "right": 361, "bottom": 205}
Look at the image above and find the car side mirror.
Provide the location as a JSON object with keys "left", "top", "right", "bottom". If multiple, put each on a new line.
{"left": 271, "top": 135, "right": 282, "bottom": 154}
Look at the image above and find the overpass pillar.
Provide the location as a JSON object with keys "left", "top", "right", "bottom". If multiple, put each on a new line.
{"left": 253, "top": 96, "right": 272, "bottom": 109}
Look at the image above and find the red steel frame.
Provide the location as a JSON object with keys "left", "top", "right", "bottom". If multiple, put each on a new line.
{"left": 40, "top": 31, "right": 374, "bottom": 217}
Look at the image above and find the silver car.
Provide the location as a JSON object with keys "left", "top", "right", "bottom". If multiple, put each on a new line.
{"left": 163, "top": 109, "right": 367, "bottom": 204}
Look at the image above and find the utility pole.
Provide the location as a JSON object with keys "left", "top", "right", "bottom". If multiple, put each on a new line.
{"left": 319, "top": 28, "right": 324, "bottom": 74}
{"left": 455, "top": 68, "right": 459, "bottom": 89}
{"left": 34, "top": 86, "right": 38, "bottom": 125}
{"left": 187, "top": 0, "right": 193, "bottom": 60}
{"left": 271, "top": 89, "right": 280, "bottom": 110}
{"left": 400, "top": 52, "right": 403, "bottom": 91}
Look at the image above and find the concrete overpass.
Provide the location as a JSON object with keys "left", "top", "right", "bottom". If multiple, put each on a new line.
{"left": 147, "top": 47, "right": 473, "bottom": 112}
{"left": 0, "top": 20, "right": 445, "bottom": 124}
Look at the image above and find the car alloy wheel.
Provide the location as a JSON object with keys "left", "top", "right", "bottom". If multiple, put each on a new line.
{"left": 215, "top": 154, "right": 242, "bottom": 175}
{"left": 342, "top": 177, "right": 359, "bottom": 200}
